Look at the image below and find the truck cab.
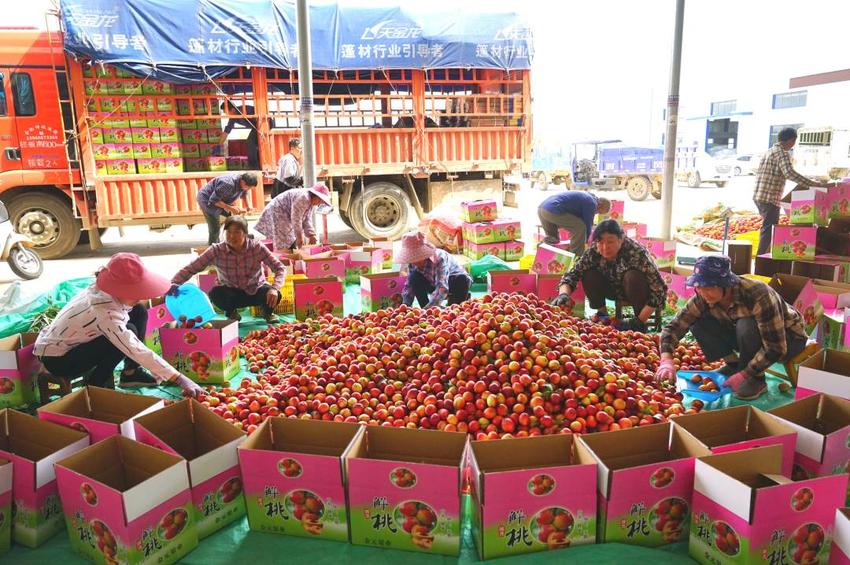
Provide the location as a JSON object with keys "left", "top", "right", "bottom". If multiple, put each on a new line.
{"left": 794, "top": 127, "right": 850, "bottom": 179}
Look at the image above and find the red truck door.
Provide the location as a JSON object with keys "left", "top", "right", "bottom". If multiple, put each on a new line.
{"left": 7, "top": 68, "right": 68, "bottom": 171}
{"left": 0, "top": 68, "right": 24, "bottom": 182}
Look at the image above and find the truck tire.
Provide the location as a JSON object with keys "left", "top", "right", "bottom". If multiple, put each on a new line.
{"left": 715, "top": 181, "right": 728, "bottom": 188}
{"left": 349, "top": 182, "right": 412, "bottom": 240}
{"left": 687, "top": 172, "right": 701, "bottom": 188}
{"left": 626, "top": 176, "right": 652, "bottom": 201}
{"left": 6, "top": 192, "right": 80, "bottom": 259}
{"left": 651, "top": 184, "right": 662, "bottom": 199}
{"left": 552, "top": 176, "right": 565, "bottom": 186}
{"left": 79, "top": 228, "right": 108, "bottom": 245}
{"left": 534, "top": 171, "right": 549, "bottom": 190}
{"left": 337, "top": 210, "right": 354, "bottom": 229}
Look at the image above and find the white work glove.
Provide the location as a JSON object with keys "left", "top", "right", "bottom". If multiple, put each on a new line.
{"left": 173, "top": 375, "right": 204, "bottom": 398}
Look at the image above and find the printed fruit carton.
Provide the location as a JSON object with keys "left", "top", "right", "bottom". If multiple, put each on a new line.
{"left": 142, "top": 81, "right": 173, "bottom": 95}
{"left": 105, "top": 143, "right": 133, "bottom": 160}
{"left": 226, "top": 156, "right": 248, "bottom": 170}
{"left": 181, "top": 129, "right": 208, "bottom": 144}
{"left": 491, "top": 219, "right": 522, "bottom": 243}
{"left": 361, "top": 272, "right": 405, "bottom": 312}
{"left": 144, "top": 297, "right": 173, "bottom": 355}
{"left": 83, "top": 82, "right": 108, "bottom": 96}
{"left": 773, "top": 225, "right": 817, "bottom": 260}
{"left": 206, "top": 129, "right": 224, "bottom": 143}
{"left": 131, "top": 144, "right": 151, "bottom": 159}
{"left": 89, "top": 128, "right": 104, "bottom": 144}
{"left": 368, "top": 238, "right": 395, "bottom": 269}
{"left": 769, "top": 394, "right": 850, "bottom": 488}
{"left": 206, "top": 156, "right": 227, "bottom": 172}
{"left": 466, "top": 242, "right": 504, "bottom": 261}
{"left": 156, "top": 98, "right": 174, "bottom": 113}
{"left": 0, "top": 459, "right": 11, "bottom": 554}
{"left": 37, "top": 386, "right": 164, "bottom": 444}
{"left": 133, "top": 399, "right": 246, "bottom": 539}
{"left": 815, "top": 256, "right": 850, "bottom": 284}
{"left": 622, "top": 222, "right": 648, "bottom": 239}
{"left": 103, "top": 128, "right": 132, "bottom": 144}
{"left": 461, "top": 199, "right": 498, "bottom": 223}
{"left": 830, "top": 182, "right": 850, "bottom": 219}
{"left": 689, "top": 445, "right": 848, "bottom": 565}
{"left": 160, "top": 319, "right": 239, "bottom": 385}
{"left": 199, "top": 144, "right": 219, "bottom": 158}
{"left": 637, "top": 237, "right": 677, "bottom": 270}
{"left": 181, "top": 143, "right": 200, "bottom": 158}
{"left": 197, "top": 118, "right": 221, "bottom": 128}
{"left": 165, "top": 158, "right": 184, "bottom": 174}
{"left": 131, "top": 127, "right": 160, "bottom": 144}
{"left": 347, "top": 426, "right": 468, "bottom": 555}
{"left": 105, "top": 118, "right": 130, "bottom": 128}
{"left": 293, "top": 277, "right": 344, "bottom": 320}
{"left": 0, "top": 409, "right": 89, "bottom": 547}
{"left": 536, "top": 276, "right": 585, "bottom": 317}
{"left": 791, "top": 187, "right": 831, "bottom": 226}
{"left": 129, "top": 115, "right": 150, "bottom": 128}
{"left": 576, "top": 423, "right": 711, "bottom": 547}
{"left": 660, "top": 266, "right": 696, "bottom": 313}
{"left": 195, "top": 271, "right": 218, "bottom": 294}
{"left": 794, "top": 259, "right": 845, "bottom": 283}
{"left": 184, "top": 158, "right": 209, "bottom": 173}
{"left": 136, "top": 158, "right": 167, "bottom": 175}
{"left": 98, "top": 97, "right": 121, "bottom": 113}
{"left": 596, "top": 199, "right": 625, "bottom": 223}
{"left": 148, "top": 115, "right": 177, "bottom": 128}
{"left": 535, "top": 225, "right": 571, "bottom": 244}
{"left": 54, "top": 435, "right": 198, "bottom": 564}
{"left": 135, "top": 97, "right": 155, "bottom": 113}
{"left": 487, "top": 269, "right": 537, "bottom": 295}
{"left": 158, "top": 126, "right": 180, "bottom": 143}
{"left": 504, "top": 240, "right": 525, "bottom": 262}
{"left": 93, "top": 160, "right": 108, "bottom": 176}
{"left": 467, "top": 434, "right": 597, "bottom": 559}
{"left": 345, "top": 248, "right": 382, "bottom": 284}
{"left": 797, "top": 349, "right": 850, "bottom": 400}
{"left": 462, "top": 222, "right": 496, "bottom": 244}
{"left": 238, "top": 417, "right": 363, "bottom": 541}
{"left": 815, "top": 310, "right": 846, "bottom": 352}
{"left": 106, "top": 159, "right": 136, "bottom": 175}
{"left": 769, "top": 273, "right": 824, "bottom": 334}
{"left": 151, "top": 142, "right": 182, "bottom": 158}
{"left": 0, "top": 333, "right": 41, "bottom": 408}
{"left": 832, "top": 508, "right": 850, "bottom": 564}
{"left": 671, "top": 405, "right": 798, "bottom": 477}
{"left": 531, "top": 243, "right": 575, "bottom": 275}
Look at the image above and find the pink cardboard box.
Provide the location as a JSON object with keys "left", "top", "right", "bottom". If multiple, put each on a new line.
{"left": 491, "top": 219, "right": 522, "bottom": 243}
{"left": 300, "top": 257, "right": 345, "bottom": 280}
{"left": 773, "top": 225, "right": 817, "bottom": 260}
{"left": 166, "top": 157, "right": 184, "bottom": 173}
{"left": 504, "top": 240, "right": 525, "bottom": 262}
{"left": 831, "top": 182, "right": 850, "bottom": 219}
{"left": 468, "top": 434, "right": 597, "bottom": 559}
{"left": 91, "top": 144, "right": 110, "bottom": 161}
{"left": 136, "top": 158, "right": 166, "bottom": 174}
{"left": 487, "top": 269, "right": 537, "bottom": 295}
{"left": 461, "top": 199, "right": 498, "bottom": 223}
{"left": 369, "top": 238, "right": 394, "bottom": 269}
{"left": 133, "top": 399, "right": 246, "bottom": 539}
{"left": 93, "top": 160, "right": 108, "bottom": 176}
{"left": 347, "top": 426, "right": 467, "bottom": 555}
{"left": 106, "top": 143, "right": 133, "bottom": 159}
{"left": 143, "top": 80, "right": 173, "bottom": 95}
{"left": 206, "top": 156, "right": 227, "bottom": 172}
{"left": 238, "top": 418, "right": 363, "bottom": 541}
{"left": 346, "top": 248, "right": 382, "bottom": 284}
{"left": 596, "top": 199, "right": 625, "bottom": 223}
{"left": 144, "top": 297, "right": 173, "bottom": 355}
{"left": 660, "top": 266, "right": 696, "bottom": 313}
{"left": 466, "top": 241, "right": 504, "bottom": 261}
{"left": 106, "top": 158, "right": 136, "bottom": 175}
{"left": 206, "top": 129, "right": 225, "bottom": 144}
{"left": 135, "top": 97, "right": 155, "bottom": 113}
{"left": 185, "top": 158, "right": 210, "bottom": 173}
{"left": 0, "top": 459, "right": 11, "bottom": 554}
{"left": 672, "top": 406, "right": 798, "bottom": 477}
{"left": 531, "top": 243, "right": 575, "bottom": 275}
{"left": 195, "top": 271, "right": 218, "bottom": 294}
{"left": 769, "top": 394, "right": 850, "bottom": 485}
{"left": 132, "top": 144, "right": 151, "bottom": 159}
{"left": 37, "top": 386, "right": 164, "bottom": 444}
{"left": 293, "top": 277, "right": 344, "bottom": 320}
{"left": 159, "top": 126, "right": 180, "bottom": 143}
{"left": 181, "top": 143, "right": 200, "bottom": 158}
{"left": 622, "top": 222, "right": 648, "bottom": 239}
{"left": 0, "top": 333, "right": 41, "bottom": 408}
{"left": 577, "top": 423, "right": 711, "bottom": 547}
{"left": 463, "top": 222, "right": 496, "bottom": 244}
{"left": 227, "top": 156, "right": 248, "bottom": 170}
{"left": 151, "top": 142, "right": 182, "bottom": 158}
{"left": 536, "top": 276, "right": 585, "bottom": 317}
{"left": 361, "top": 272, "right": 405, "bottom": 312}
{"left": 182, "top": 129, "right": 208, "bottom": 144}
{"left": 54, "top": 435, "right": 199, "bottom": 564}
{"left": 770, "top": 273, "right": 824, "bottom": 334}
{"left": 131, "top": 127, "right": 160, "bottom": 144}
{"left": 160, "top": 319, "right": 240, "bottom": 385}
{"left": 199, "top": 143, "right": 218, "bottom": 158}
{"left": 689, "top": 445, "right": 848, "bottom": 565}
{"left": 792, "top": 187, "right": 831, "bottom": 226}
{"left": 797, "top": 350, "right": 850, "bottom": 400}
{"left": 89, "top": 128, "right": 104, "bottom": 144}
{"left": 103, "top": 128, "right": 132, "bottom": 144}
{"left": 637, "top": 237, "right": 676, "bottom": 269}
{"left": 832, "top": 508, "right": 850, "bottom": 564}
{"left": 0, "top": 409, "right": 89, "bottom": 547}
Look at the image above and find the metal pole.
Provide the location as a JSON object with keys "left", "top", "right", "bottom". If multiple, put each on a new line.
{"left": 296, "top": 0, "right": 316, "bottom": 187}
{"left": 660, "top": 0, "right": 685, "bottom": 240}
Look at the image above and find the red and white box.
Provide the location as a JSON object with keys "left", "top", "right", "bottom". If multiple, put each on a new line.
{"left": 531, "top": 244, "right": 575, "bottom": 275}
{"left": 134, "top": 399, "right": 246, "bottom": 539}
{"left": 487, "top": 269, "right": 537, "bottom": 295}
{"left": 54, "top": 435, "right": 199, "bottom": 564}
{"left": 361, "top": 272, "right": 405, "bottom": 312}
{"left": 660, "top": 266, "right": 696, "bottom": 312}
{"left": 293, "top": 277, "right": 344, "bottom": 320}
{"left": 772, "top": 225, "right": 817, "bottom": 260}
{"left": 797, "top": 349, "right": 850, "bottom": 400}
{"left": 160, "top": 320, "right": 240, "bottom": 385}
{"left": 300, "top": 256, "right": 345, "bottom": 280}
{"left": 369, "top": 238, "right": 395, "bottom": 269}
{"left": 769, "top": 273, "right": 824, "bottom": 334}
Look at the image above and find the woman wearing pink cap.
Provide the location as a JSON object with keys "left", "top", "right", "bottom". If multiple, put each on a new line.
{"left": 397, "top": 231, "right": 472, "bottom": 308}
{"left": 254, "top": 183, "right": 332, "bottom": 250}
{"left": 34, "top": 253, "right": 204, "bottom": 396}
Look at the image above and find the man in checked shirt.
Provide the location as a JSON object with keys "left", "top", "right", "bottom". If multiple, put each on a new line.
{"left": 654, "top": 256, "right": 807, "bottom": 400}
{"left": 753, "top": 127, "right": 832, "bottom": 255}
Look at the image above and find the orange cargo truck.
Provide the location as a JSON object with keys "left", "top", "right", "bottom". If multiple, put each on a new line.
{"left": 0, "top": 8, "right": 532, "bottom": 258}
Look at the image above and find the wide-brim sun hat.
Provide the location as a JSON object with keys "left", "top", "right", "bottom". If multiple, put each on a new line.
{"left": 395, "top": 231, "right": 437, "bottom": 264}
{"left": 307, "top": 183, "right": 333, "bottom": 207}
{"left": 686, "top": 255, "right": 740, "bottom": 288}
{"left": 96, "top": 252, "right": 171, "bottom": 301}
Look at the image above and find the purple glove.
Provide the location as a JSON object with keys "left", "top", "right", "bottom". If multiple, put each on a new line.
{"left": 655, "top": 358, "right": 676, "bottom": 384}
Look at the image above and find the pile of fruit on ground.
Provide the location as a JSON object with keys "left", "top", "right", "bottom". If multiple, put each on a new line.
{"left": 199, "top": 294, "right": 719, "bottom": 438}
{"left": 694, "top": 213, "right": 789, "bottom": 240}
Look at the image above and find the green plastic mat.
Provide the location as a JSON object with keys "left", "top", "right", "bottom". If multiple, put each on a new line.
{"left": 0, "top": 277, "right": 94, "bottom": 339}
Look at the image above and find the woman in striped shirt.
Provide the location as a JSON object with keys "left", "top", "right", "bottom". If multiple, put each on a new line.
{"left": 34, "top": 253, "right": 203, "bottom": 396}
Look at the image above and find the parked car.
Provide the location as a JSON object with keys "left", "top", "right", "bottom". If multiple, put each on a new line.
{"left": 732, "top": 154, "right": 761, "bottom": 176}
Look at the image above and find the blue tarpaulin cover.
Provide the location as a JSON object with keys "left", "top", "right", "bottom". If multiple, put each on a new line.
{"left": 59, "top": 0, "right": 533, "bottom": 81}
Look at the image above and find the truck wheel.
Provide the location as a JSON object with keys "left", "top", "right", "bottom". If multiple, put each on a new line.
{"left": 626, "top": 176, "right": 652, "bottom": 201}
{"left": 6, "top": 193, "right": 80, "bottom": 259}
{"left": 651, "top": 184, "right": 662, "bottom": 199}
{"left": 715, "top": 181, "right": 728, "bottom": 188}
{"left": 733, "top": 166, "right": 742, "bottom": 176}
{"left": 535, "top": 172, "right": 549, "bottom": 190}
{"left": 687, "top": 172, "right": 701, "bottom": 188}
{"left": 349, "top": 182, "right": 411, "bottom": 240}
{"left": 337, "top": 210, "right": 354, "bottom": 229}
{"left": 552, "top": 176, "right": 565, "bottom": 186}
{"left": 79, "top": 228, "right": 108, "bottom": 245}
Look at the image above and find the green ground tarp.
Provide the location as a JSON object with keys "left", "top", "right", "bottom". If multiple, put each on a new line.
{"left": 3, "top": 282, "right": 797, "bottom": 563}
{"left": 0, "top": 277, "right": 94, "bottom": 339}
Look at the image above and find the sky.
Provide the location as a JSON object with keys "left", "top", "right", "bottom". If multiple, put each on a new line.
{"left": 6, "top": 0, "right": 850, "bottom": 148}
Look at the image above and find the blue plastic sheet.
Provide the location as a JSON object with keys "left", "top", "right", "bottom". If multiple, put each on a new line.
{"left": 60, "top": 0, "right": 533, "bottom": 82}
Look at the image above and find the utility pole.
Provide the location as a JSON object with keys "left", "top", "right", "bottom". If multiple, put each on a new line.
{"left": 660, "top": 0, "right": 685, "bottom": 239}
